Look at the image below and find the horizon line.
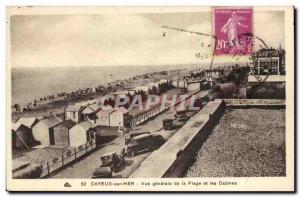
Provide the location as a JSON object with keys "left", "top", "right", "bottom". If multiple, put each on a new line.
{"left": 11, "top": 62, "right": 249, "bottom": 69}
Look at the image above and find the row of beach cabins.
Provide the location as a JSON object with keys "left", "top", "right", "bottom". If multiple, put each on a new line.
{"left": 12, "top": 65, "right": 242, "bottom": 152}
{"left": 12, "top": 66, "right": 242, "bottom": 152}
{"left": 12, "top": 79, "right": 173, "bottom": 152}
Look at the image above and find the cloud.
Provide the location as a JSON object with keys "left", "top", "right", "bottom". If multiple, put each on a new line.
{"left": 10, "top": 11, "right": 284, "bottom": 67}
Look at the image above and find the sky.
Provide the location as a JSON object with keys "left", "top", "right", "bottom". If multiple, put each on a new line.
{"left": 10, "top": 10, "right": 285, "bottom": 68}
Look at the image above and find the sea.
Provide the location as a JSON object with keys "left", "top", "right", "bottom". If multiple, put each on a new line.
{"left": 11, "top": 64, "right": 205, "bottom": 105}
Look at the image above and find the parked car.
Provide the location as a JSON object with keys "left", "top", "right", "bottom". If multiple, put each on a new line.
{"left": 200, "top": 95, "right": 209, "bottom": 105}
{"left": 125, "top": 133, "right": 164, "bottom": 157}
{"left": 125, "top": 131, "right": 151, "bottom": 145}
{"left": 162, "top": 119, "right": 175, "bottom": 130}
{"left": 99, "top": 150, "right": 125, "bottom": 172}
{"left": 193, "top": 98, "right": 203, "bottom": 109}
{"left": 91, "top": 166, "right": 112, "bottom": 178}
{"left": 174, "top": 110, "right": 188, "bottom": 126}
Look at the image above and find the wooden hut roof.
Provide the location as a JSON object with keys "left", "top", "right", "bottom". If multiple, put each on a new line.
{"left": 65, "top": 104, "right": 84, "bottom": 112}
{"left": 38, "top": 116, "right": 62, "bottom": 128}
{"left": 16, "top": 117, "right": 38, "bottom": 128}
{"left": 76, "top": 120, "right": 95, "bottom": 131}
{"left": 56, "top": 120, "right": 76, "bottom": 129}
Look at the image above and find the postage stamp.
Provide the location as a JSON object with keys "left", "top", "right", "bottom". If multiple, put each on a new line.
{"left": 5, "top": 6, "right": 294, "bottom": 192}
{"left": 214, "top": 8, "right": 253, "bottom": 56}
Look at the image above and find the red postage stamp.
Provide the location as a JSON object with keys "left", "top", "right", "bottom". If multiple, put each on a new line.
{"left": 214, "top": 8, "right": 253, "bottom": 56}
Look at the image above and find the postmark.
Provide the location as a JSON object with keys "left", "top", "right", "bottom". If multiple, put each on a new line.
{"left": 214, "top": 8, "right": 253, "bottom": 56}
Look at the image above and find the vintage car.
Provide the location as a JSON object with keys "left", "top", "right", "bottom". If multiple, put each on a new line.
{"left": 91, "top": 166, "right": 112, "bottom": 178}
{"left": 200, "top": 95, "right": 209, "bottom": 105}
{"left": 125, "top": 133, "right": 165, "bottom": 157}
{"left": 174, "top": 110, "right": 189, "bottom": 126}
{"left": 193, "top": 97, "right": 203, "bottom": 109}
{"left": 162, "top": 119, "right": 175, "bottom": 130}
{"left": 99, "top": 150, "right": 125, "bottom": 172}
{"left": 124, "top": 131, "right": 151, "bottom": 145}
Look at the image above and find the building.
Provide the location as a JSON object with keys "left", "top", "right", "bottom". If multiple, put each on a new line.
{"left": 250, "top": 47, "right": 285, "bottom": 76}
{"left": 109, "top": 107, "right": 129, "bottom": 127}
{"left": 32, "top": 116, "right": 62, "bottom": 147}
{"left": 82, "top": 103, "right": 101, "bottom": 121}
{"left": 95, "top": 106, "right": 115, "bottom": 126}
{"left": 68, "top": 120, "right": 95, "bottom": 147}
{"left": 64, "top": 104, "right": 85, "bottom": 123}
{"left": 52, "top": 120, "right": 76, "bottom": 146}
{"left": 12, "top": 124, "right": 34, "bottom": 150}
{"left": 12, "top": 117, "right": 39, "bottom": 149}
{"left": 94, "top": 106, "right": 130, "bottom": 128}
{"left": 247, "top": 47, "right": 286, "bottom": 99}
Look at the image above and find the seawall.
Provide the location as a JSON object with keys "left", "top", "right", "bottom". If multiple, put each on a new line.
{"left": 130, "top": 99, "right": 226, "bottom": 178}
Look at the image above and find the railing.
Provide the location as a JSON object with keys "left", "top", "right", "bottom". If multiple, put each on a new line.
{"left": 130, "top": 89, "right": 202, "bottom": 126}
{"left": 130, "top": 103, "right": 163, "bottom": 126}
{"left": 40, "top": 138, "right": 97, "bottom": 178}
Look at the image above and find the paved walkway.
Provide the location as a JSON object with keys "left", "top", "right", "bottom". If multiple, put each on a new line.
{"left": 50, "top": 90, "right": 209, "bottom": 178}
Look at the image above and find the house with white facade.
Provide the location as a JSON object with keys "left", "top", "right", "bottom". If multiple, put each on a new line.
{"left": 32, "top": 116, "right": 62, "bottom": 147}
{"left": 64, "top": 104, "right": 85, "bottom": 123}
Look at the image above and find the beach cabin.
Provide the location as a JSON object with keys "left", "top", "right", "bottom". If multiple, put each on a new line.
{"left": 12, "top": 117, "right": 39, "bottom": 149}
{"left": 94, "top": 106, "right": 129, "bottom": 128}
{"left": 82, "top": 103, "right": 101, "bottom": 122}
{"left": 95, "top": 107, "right": 115, "bottom": 126}
{"left": 68, "top": 120, "right": 95, "bottom": 147}
{"left": 64, "top": 104, "right": 85, "bottom": 123}
{"left": 32, "top": 116, "right": 62, "bottom": 147}
{"left": 12, "top": 124, "right": 35, "bottom": 150}
{"left": 109, "top": 107, "right": 129, "bottom": 127}
{"left": 52, "top": 120, "right": 76, "bottom": 146}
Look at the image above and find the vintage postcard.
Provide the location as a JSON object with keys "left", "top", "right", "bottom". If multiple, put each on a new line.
{"left": 6, "top": 6, "right": 294, "bottom": 192}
